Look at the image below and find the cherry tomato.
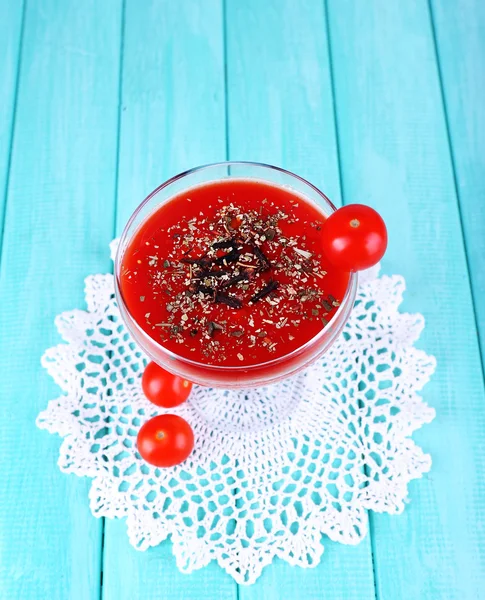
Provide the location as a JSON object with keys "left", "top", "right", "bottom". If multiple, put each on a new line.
{"left": 142, "top": 362, "right": 192, "bottom": 408}
{"left": 321, "top": 204, "right": 387, "bottom": 271}
{"left": 137, "top": 414, "right": 194, "bottom": 467}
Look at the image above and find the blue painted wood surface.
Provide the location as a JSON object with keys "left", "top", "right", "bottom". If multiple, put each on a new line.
{"left": 327, "top": 2, "right": 485, "bottom": 599}
{"left": 430, "top": 0, "right": 485, "bottom": 368}
{"left": 0, "top": 1, "right": 122, "bottom": 598}
{"left": 0, "top": 1, "right": 484, "bottom": 598}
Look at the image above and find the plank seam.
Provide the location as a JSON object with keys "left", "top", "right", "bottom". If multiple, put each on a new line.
{"left": 0, "top": 0, "right": 27, "bottom": 267}
{"left": 323, "top": 0, "right": 344, "bottom": 206}
{"left": 99, "top": 515, "right": 105, "bottom": 596}
{"left": 323, "top": 1, "right": 378, "bottom": 598}
{"left": 112, "top": 0, "right": 127, "bottom": 241}
{"left": 427, "top": 0, "right": 485, "bottom": 386}
{"left": 101, "top": 0, "right": 126, "bottom": 598}
{"left": 222, "top": 0, "right": 231, "bottom": 163}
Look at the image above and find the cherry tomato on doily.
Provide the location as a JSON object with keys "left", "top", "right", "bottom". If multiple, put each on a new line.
{"left": 137, "top": 414, "right": 194, "bottom": 467}
{"left": 142, "top": 362, "right": 192, "bottom": 408}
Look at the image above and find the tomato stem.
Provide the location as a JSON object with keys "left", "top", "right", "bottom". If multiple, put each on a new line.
{"left": 350, "top": 219, "right": 360, "bottom": 228}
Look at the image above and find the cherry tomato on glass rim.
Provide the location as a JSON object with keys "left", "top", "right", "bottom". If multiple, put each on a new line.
{"left": 137, "top": 414, "right": 194, "bottom": 467}
{"left": 321, "top": 204, "right": 387, "bottom": 272}
{"left": 142, "top": 361, "right": 192, "bottom": 408}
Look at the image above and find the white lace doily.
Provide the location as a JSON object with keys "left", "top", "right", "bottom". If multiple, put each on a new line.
{"left": 37, "top": 243, "right": 436, "bottom": 585}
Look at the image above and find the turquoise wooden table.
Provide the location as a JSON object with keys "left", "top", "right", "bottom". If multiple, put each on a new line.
{"left": 1, "top": 1, "right": 484, "bottom": 598}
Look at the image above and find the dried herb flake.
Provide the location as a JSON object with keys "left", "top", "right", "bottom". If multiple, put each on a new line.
{"left": 250, "top": 279, "right": 279, "bottom": 304}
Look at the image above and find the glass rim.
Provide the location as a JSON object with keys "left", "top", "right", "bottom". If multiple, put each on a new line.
{"left": 115, "top": 161, "right": 358, "bottom": 372}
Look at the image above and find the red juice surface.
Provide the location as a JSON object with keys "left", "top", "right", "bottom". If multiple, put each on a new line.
{"left": 120, "top": 179, "right": 350, "bottom": 367}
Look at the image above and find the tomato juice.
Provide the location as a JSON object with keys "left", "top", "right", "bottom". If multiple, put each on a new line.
{"left": 119, "top": 179, "right": 350, "bottom": 371}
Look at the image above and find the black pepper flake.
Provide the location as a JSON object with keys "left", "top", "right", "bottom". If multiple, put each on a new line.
{"left": 212, "top": 238, "right": 237, "bottom": 250}
{"left": 207, "top": 321, "right": 223, "bottom": 337}
{"left": 215, "top": 247, "right": 240, "bottom": 265}
{"left": 230, "top": 330, "right": 245, "bottom": 338}
{"left": 215, "top": 293, "right": 242, "bottom": 309}
{"left": 250, "top": 279, "right": 279, "bottom": 304}
{"left": 196, "top": 284, "right": 215, "bottom": 296}
{"left": 322, "top": 299, "right": 333, "bottom": 311}
{"left": 190, "top": 329, "right": 198, "bottom": 337}
{"left": 251, "top": 244, "right": 271, "bottom": 271}
{"left": 200, "top": 269, "right": 231, "bottom": 278}
{"left": 221, "top": 271, "right": 250, "bottom": 288}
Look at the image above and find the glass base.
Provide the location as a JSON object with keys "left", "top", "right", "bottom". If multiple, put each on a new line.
{"left": 188, "top": 370, "right": 308, "bottom": 433}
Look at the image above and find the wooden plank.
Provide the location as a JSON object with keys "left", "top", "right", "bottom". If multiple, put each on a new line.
{"left": 225, "top": 0, "right": 342, "bottom": 202}
{"left": 104, "top": 521, "right": 236, "bottom": 600}
{"left": 102, "top": 2, "right": 236, "bottom": 598}
{"left": 430, "top": 0, "right": 485, "bottom": 368}
{"left": 114, "top": 0, "right": 227, "bottom": 232}
{"left": 327, "top": 1, "right": 485, "bottom": 598}
{"left": 225, "top": 1, "right": 376, "bottom": 597}
{"left": 0, "top": 1, "right": 122, "bottom": 598}
{"left": 0, "top": 0, "right": 24, "bottom": 250}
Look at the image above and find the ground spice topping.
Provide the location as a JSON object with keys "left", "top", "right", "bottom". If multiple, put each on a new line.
{"left": 120, "top": 179, "right": 349, "bottom": 366}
